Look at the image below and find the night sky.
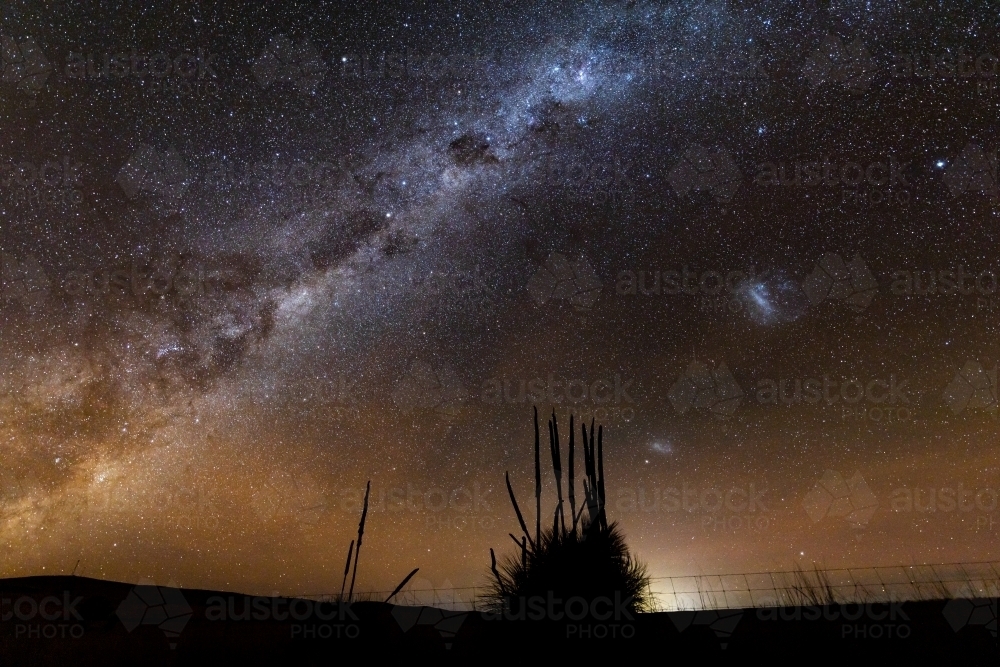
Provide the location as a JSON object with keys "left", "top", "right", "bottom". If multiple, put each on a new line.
{"left": 0, "top": 1, "right": 997, "bottom": 598}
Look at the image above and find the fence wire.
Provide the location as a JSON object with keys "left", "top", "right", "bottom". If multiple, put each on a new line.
{"left": 299, "top": 560, "right": 1000, "bottom": 612}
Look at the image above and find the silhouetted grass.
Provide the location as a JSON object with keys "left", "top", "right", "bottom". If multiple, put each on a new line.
{"left": 483, "top": 521, "right": 652, "bottom": 614}
{"left": 482, "top": 408, "right": 653, "bottom": 615}
{"left": 789, "top": 563, "right": 838, "bottom": 607}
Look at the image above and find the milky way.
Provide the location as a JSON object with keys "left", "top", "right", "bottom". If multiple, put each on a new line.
{"left": 0, "top": 1, "right": 997, "bottom": 597}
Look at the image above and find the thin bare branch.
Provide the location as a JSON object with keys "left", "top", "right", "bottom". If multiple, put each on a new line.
{"left": 506, "top": 471, "right": 535, "bottom": 550}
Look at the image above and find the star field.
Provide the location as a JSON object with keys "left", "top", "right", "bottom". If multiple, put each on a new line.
{"left": 0, "top": 1, "right": 997, "bottom": 597}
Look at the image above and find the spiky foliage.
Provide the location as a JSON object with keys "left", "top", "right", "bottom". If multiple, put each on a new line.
{"left": 485, "top": 521, "right": 651, "bottom": 614}
{"left": 483, "top": 408, "right": 653, "bottom": 615}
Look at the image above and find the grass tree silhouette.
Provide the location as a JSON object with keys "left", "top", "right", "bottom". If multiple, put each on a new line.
{"left": 483, "top": 408, "right": 652, "bottom": 615}
{"left": 337, "top": 480, "right": 419, "bottom": 604}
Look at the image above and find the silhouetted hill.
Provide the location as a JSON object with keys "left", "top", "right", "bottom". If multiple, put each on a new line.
{"left": 0, "top": 575, "right": 994, "bottom": 663}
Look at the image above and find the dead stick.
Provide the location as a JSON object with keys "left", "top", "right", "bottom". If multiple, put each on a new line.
{"left": 348, "top": 480, "right": 370, "bottom": 601}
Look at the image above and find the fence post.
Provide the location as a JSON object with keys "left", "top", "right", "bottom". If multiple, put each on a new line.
{"left": 873, "top": 566, "right": 887, "bottom": 603}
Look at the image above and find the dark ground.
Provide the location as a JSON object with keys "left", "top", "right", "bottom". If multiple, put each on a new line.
{"left": 0, "top": 576, "right": 995, "bottom": 663}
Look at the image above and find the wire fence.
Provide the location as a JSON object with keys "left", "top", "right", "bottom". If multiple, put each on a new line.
{"left": 644, "top": 561, "right": 1000, "bottom": 612}
{"left": 300, "top": 560, "right": 1000, "bottom": 612}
